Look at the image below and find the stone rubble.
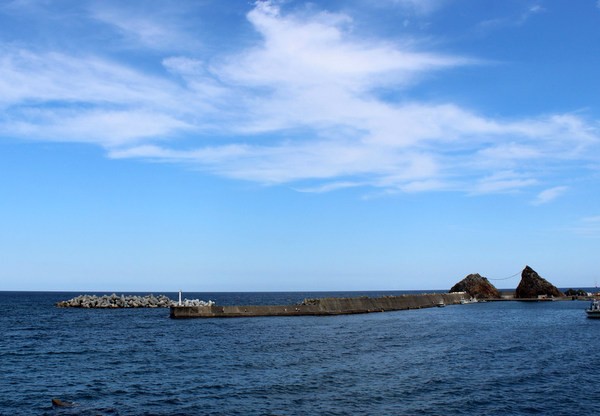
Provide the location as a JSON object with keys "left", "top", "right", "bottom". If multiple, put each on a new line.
{"left": 56, "top": 294, "right": 214, "bottom": 308}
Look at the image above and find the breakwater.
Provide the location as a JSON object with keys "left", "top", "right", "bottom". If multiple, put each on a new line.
{"left": 170, "top": 292, "right": 469, "bottom": 318}
{"left": 56, "top": 294, "right": 214, "bottom": 308}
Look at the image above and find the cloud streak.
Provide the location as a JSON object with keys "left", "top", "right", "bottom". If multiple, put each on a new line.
{"left": 0, "top": 0, "right": 598, "bottom": 197}
{"left": 477, "top": 3, "right": 545, "bottom": 31}
{"left": 90, "top": 3, "right": 200, "bottom": 51}
{"left": 532, "top": 186, "right": 568, "bottom": 205}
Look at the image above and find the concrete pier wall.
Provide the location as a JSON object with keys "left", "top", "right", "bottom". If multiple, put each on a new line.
{"left": 170, "top": 293, "right": 469, "bottom": 319}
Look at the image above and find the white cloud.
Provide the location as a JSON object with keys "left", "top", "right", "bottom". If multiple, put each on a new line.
{"left": 221, "top": 3, "right": 469, "bottom": 94}
{"left": 0, "top": 48, "right": 206, "bottom": 145}
{"left": 0, "top": 49, "right": 187, "bottom": 110}
{"left": 4, "top": 109, "right": 190, "bottom": 146}
{"left": 109, "top": 141, "right": 439, "bottom": 186}
{"left": 532, "top": 186, "right": 568, "bottom": 205}
{"left": 477, "top": 143, "right": 541, "bottom": 162}
{"left": 0, "top": 0, "right": 599, "bottom": 197}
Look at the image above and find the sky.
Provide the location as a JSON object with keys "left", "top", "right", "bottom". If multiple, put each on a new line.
{"left": 1, "top": 0, "right": 599, "bottom": 292}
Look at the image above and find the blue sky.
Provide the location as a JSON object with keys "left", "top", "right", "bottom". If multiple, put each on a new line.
{"left": 1, "top": 0, "right": 599, "bottom": 291}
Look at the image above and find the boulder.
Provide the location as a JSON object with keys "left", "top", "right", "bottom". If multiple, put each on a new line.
{"left": 515, "top": 266, "right": 563, "bottom": 298}
{"left": 449, "top": 273, "right": 501, "bottom": 299}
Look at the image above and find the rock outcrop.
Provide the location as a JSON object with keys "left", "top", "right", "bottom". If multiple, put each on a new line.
{"left": 56, "top": 294, "right": 214, "bottom": 308}
{"left": 515, "top": 266, "right": 563, "bottom": 298}
{"left": 449, "top": 273, "right": 501, "bottom": 299}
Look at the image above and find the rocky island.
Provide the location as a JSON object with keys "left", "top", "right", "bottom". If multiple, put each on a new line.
{"left": 515, "top": 265, "right": 564, "bottom": 298}
{"left": 449, "top": 273, "right": 501, "bottom": 299}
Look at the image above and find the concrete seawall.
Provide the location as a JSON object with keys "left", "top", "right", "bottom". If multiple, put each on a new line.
{"left": 170, "top": 293, "right": 470, "bottom": 319}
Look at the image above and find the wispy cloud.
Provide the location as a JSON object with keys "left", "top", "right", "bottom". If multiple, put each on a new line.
{"left": 471, "top": 171, "right": 537, "bottom": 195}
{"left": 532, "top": 186, "right": 568, "bottom": 205}
{"left": 478, "top": 4, "right": 545, "bottom": 31}
{"left": 90, "top": 3, "right": 200, "bottom": 51}
{"left": 0, "top": 48, "right": 195, "bottom": 145}
{"left": 0, "top": 0, "right": 598, "bottom": 197}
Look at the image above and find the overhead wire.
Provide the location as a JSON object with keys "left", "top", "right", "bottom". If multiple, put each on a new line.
{"left": 487, "top": 271, "right": 521, "bottom": 281}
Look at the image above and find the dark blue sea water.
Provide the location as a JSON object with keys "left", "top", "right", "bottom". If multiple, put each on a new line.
{"left": 1, "top": 291, "right": 599, "bottom": 415}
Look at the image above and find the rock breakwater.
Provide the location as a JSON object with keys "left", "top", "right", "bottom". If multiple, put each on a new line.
{"left": 171, "top": 293, "right": 470, "bottom": 318}
{"left": 56, "top": 294, "right": 214, "bottom": 308}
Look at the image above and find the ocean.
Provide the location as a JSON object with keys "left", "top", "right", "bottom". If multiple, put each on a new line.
{"left": 1, "top": 291, "right": 599, "bottom": 415}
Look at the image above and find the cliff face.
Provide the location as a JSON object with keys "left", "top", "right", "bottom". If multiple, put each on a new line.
{"left": 449, "top": 273, "right": 501, "bottom": 299}
{"left": 515, "top": 266, "right": 563, "bottom": 298}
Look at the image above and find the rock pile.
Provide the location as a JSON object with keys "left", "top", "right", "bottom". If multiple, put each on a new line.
{"left": 515, "top": 266, "right": 563, "bottom": 298}
{"left": 449, "top": 273, "right": 501, "bottom": 299}
{"left": 178, "top": 298, "right": 215, "bottom": 307}
{"left": 56, "top": 294, "right": 214, "bottom": 308}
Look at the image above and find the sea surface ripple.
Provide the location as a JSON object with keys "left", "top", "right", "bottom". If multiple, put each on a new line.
{"left": 1, "top": 291, "right": 599, "bottom": 415}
